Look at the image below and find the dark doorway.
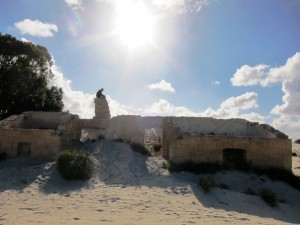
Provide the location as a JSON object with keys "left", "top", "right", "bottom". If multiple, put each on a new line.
{"left": 144, "top": 128, "right": 162, "bottom": 156}
{"left": 17, "top": 142, "right": 31, "bottom": 156}
{"left": 223, "top": 148, "right": 246, "bottom": 168}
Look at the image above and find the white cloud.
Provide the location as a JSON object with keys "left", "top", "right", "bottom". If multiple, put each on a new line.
{"left": 201, "top": 92, "right": 260, "bottom": 119}
{"left": 272, "top": 115, "right": 300, "bottom": 140}
{"left": 142, "top": 92, "right": 263, "bottom": 122}
{"left": 147, "top": 80, "right": 175, "bottom": 93}
{"left": 213, "top": 80, "right": 220, "bottom": 86}
{"left": 106, "top": 96, "right": 141, "bottom": 116}
{"left": 65, "top": 0, "right": 83, "bottom": 9}
{"left": 231, "top": 64, "right": 270, "bottom": 87}
{"left": 51, "top": 64, "right": 95, "bottom": 118}
{"left": 14, "top": 19, "right": 58, "bottom": 37}
{"left": 230, "top": 52, "right": 300, "bottom": 139}
{"left": 21, "top": 38, "right": 30, "bottom": 42}
{"left": 143, "top": 99, "right": 198, "bottom": 116}
{"left": 269, "top": 53, "right": 300, "bottom": 116}
{"left": 220, "top": 92, "right": 258, "bottom": 110}
{"left": 230, "top": 52, "right": 300, "bottom": 116}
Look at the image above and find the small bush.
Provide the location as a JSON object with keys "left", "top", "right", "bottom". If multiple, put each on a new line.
{"left": 130, "top": 143, "right": 151, "bottom": 156}
{"left": 199, "top": 175, "right": 214, "bottom": 193}
{"left": 260, "top": 188, "right": 278, "bottom": 207}
{"left": 56, "top": 150, "right": 93, "bottom": 180}
{"left": 162, "top": 161, "right": 170, "bottom": 170}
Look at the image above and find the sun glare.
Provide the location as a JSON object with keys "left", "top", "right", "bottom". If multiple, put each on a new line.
{"left": 115, "top": 1, "right": 155, "bottom": 49}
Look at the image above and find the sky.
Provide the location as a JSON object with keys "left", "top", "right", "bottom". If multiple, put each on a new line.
{"left": 1, "top": 0, "right": 300, "bottom": 139}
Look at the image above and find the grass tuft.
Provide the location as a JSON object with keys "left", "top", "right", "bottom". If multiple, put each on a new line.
{"left": 56, "top": 150, "right": 94, "bottom": 181}
{"left": 260, "top": 188, "right": 278, "bottom": 207}
{"left": 199, "top": 175, "right": 214, "bottom": 193}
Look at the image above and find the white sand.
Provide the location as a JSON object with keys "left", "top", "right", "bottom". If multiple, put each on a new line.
{"left": 0, "top": 140, "right": 300, "bottom": 225}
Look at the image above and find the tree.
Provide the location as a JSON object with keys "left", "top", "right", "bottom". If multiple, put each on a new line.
{"left": 0, "top": 33, "right": 64, "bottom": 120}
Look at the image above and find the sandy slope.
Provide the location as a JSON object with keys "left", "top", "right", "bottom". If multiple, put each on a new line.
{"left": 0, "top": 140, "right": 300, "bottom": 225}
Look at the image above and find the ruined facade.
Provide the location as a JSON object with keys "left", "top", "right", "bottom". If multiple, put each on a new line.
{"left": 0, "top": 92, "right": 292, "bottom": 170}
{"left": 0, "top": 112, "right": 80, "bottom": 160}
{"left": 105, "top": 116, "right": 291, "bottom": 170}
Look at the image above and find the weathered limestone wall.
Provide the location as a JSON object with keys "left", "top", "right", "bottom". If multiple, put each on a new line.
{"left": 170, "top": 117, "right": 279, "bottom": 138}
{"left": 0, "top": 112, "right": 81, "bottom": 159}
{"left": 106, "top": 115, "right": 164, "bottom": 144}
{"left": 168, "top": 135, "right": 292, "bottom": 170}
{"left": 17, "top": 112, "right": 74, "bottom": 130}
{"left": 0, "top": 115, "right": 23, "bottom": 128}
{"left": 0, "top": 110, "right": 291, "bottom": 170}
{"left": 0, "top": 128, "right": 60, "bottom": 160}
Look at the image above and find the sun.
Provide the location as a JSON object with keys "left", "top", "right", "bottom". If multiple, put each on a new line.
{"left": 115, "top": 1, "right": 155, "bottom": 49}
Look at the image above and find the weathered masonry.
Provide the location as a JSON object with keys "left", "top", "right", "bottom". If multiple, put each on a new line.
{"left": 0, "top": 112, "right": 81, "bottom": 160}
{"left": 0, "top": 90, "right": 292, "bottom": 170}
{"left": 105, "top": 116, "right": 291, "bottom": 170}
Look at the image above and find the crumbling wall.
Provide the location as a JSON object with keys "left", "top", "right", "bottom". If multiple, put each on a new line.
{"left": 0, "top": 128, "right": 60, "bottom": 160}
{"left": 170, "top": 117, "right": 278, "bottom": 138}
{"left": 17, "top": 112, "right": 74, "bottom": 130}
{"left": 0, "top": 111, "right": 81, "bottom": 159}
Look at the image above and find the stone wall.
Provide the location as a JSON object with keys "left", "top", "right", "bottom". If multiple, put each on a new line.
{"left": 0, "top": 111, "right": 291, "bottom": 170}
{"left": 18, "top": 111, "right": 75, "bottom": 130}
{"left": 169, "top": 117, "right": 282, "bottom": 138}
{"left": 0, "top": 128, "right": 60, "bottom": 160}
{"left": 0, "top": 112, "right": 81, "bottom": 160}
{"left": 167, "top": 135, "right": 291, "bottom": 170}
{"left": 105, "top": 115, "right": 291, "bottom": 170}
{"left": 106, "top": 115, "right": 164, "bottom": 144}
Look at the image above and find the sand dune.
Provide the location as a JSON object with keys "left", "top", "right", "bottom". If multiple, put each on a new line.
{"left": 0, "top": 140, "right": 300, "bottom": 225}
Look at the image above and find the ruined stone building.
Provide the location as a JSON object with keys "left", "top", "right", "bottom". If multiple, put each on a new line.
{"left": 0, "top": 91, "right": 292, "bottom": 170}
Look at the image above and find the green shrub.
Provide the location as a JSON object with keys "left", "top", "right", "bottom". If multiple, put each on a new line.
{"left": 162, "top": 161, "right": 170, "bottom": 170}
{"left": 130, "top": 143, "right": 151, "bottom": 156}
{"left": 260, "top": 188, "right": 278, "bottom": 207}
{"left": 56, "top": 150, "right": 93, "bottom": 180}
{"left": 199, "top": 175, "right": 214, "bottom": 193}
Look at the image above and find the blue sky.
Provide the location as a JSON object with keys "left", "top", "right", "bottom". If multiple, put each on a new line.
{"left": 1, "top": 0, "right": 300, "bottom": 139}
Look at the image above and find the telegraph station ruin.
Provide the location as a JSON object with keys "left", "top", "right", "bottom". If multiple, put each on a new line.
{"left": 0, "top": 90, "right": 292, "bottom": 170}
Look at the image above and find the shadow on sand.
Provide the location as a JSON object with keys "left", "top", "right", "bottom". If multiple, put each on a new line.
{"left": 0, "top": 140, "right": 299, "bottom": 224}
{"left": 88, "top": 140, "right": 300, "bottom": 224}
{"left": 0, "top": 156, "right": 92, "bottom": 195}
